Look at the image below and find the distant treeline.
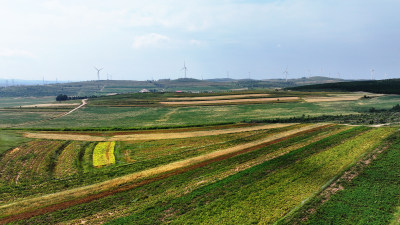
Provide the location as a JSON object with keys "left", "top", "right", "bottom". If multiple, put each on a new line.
{"left": 288, "top": 79, "right": 400, "bottom": 94}
{"left": 56, "top": 94, "right": 97, "bottom": 101}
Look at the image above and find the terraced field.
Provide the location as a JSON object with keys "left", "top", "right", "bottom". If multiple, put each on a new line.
{"left": 0, "top": 123, "right": 398, "bottom": 224}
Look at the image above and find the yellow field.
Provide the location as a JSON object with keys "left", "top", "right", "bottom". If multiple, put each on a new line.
{"left": 93, "top": 142, "right": 116, "bottom": 167}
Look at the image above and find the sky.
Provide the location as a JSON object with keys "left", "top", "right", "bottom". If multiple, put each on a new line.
{"left": 0, "top": 0, "right": 400, "bottom": 81}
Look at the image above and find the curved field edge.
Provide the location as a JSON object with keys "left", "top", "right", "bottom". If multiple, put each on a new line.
{"left": 108, "top": 127, "right": 394, "bottom": 224}
{"left": 0, "top": 123, "right": 326, "bottom": 220}
{"left": 278, "top": 130, "right": 400, "bottom": 225}
{"left": 22, "top": 123, "right": 296, "bottom": 141}
{"left": 0, "top": 124, "right": 299, "bottom": 205}
{"left": 4, "top": 124, "right": 353, "bottom": 224}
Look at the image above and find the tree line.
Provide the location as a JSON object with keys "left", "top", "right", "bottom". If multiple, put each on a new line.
{"left": 56, "top": 94, "right": 97, "bottom": 101}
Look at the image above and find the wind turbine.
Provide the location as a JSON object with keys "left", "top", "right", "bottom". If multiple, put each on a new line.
{"left": 181, "top": 61, "right": 188, "bottom": 78}
{"left": 283, "top": 67, "right": 289, "bottom": 82}
{"left": 94, "top": 67, "right": 103, "bottom": 80}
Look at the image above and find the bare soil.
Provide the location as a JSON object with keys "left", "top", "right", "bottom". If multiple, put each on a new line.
{"left": 167, "top": 94, "right": 271, "bottom": 101}
{"left": 160, "top": 97, "right": 300, "bottom": 105}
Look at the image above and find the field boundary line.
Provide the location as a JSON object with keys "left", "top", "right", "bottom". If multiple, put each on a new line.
{"left": 23, "top": 123, "right": 297, "bottom": 141}
{"left": 0, "top": 123, "right": 329, "bottom": 221}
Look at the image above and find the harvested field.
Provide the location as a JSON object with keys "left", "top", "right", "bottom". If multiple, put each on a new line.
{"left": 167, "top": 94, "right": 271, "bottom": 101}
{"left": 0, "top": 123, "right": 326, "bottom": 219}
{"left": 304, "top": 96, "right": 362, "bottom": 102}
{"left": 160, "top": 97, "right": 300, "bottom": 105}
{"left": 23, "top": 133, "right": 107, "bottom": 142}
{"left": 23, "top": 123, "right": 296, "bottom": 141}
{"left": 303, "top": 93, "right": 384, "bottom": 103}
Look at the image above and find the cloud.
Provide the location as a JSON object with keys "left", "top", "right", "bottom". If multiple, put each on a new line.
{"left": 0, "top": 49, "right": 36, "bottom": 59}
{"left": 132, "top": 33, "right": 170, "bottom": 49}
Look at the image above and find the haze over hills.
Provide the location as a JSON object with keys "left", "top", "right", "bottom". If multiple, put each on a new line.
{"left": 0, "top": 76, "right": 346, "bottom": 97}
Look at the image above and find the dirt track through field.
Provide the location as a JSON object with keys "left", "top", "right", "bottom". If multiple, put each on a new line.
{"left": 0, "top": 123, "right": 328, "bottom": 223}
{"left": 24, "top": 123, "right": 296, "bottom": 141}
{"left": 8, "top": 99, "right": 87, "bottom": 128}
{"left": 167, "top": 94, "right": 271, "bottom": 101}
{"left": 160, "top": 97, "right": 300, "bottom": 105}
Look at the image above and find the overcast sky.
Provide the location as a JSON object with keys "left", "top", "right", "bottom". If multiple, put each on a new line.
{"left": 0, "top": 0, "right": 399, "bottom": 81}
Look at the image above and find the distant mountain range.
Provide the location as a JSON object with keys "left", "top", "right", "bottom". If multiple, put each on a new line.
{"left": 0, "top": 76, "right": 347, "bottom": 97}
{"left": 0, "top": 79, "right": 70, "bottom": 86}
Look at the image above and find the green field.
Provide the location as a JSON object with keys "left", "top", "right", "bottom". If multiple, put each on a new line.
{"left": 3, "top": 94, "right": 395, "bottom": 129}
{"left": 0, "top": 86, "right": 399, "bottom": 224}
{"left": 0, "top": 122, "right": 398, "bottom": 224}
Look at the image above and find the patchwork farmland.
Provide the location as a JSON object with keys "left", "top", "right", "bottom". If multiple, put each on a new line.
{"left": 0, "top": 122, "right": 398, "bottom": 224}
{"left": 0, "top": 88, "right": 400, "bottom": 224}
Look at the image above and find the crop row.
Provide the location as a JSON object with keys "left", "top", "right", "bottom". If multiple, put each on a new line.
{"left": 10, "top": 124, "right": 342, "bottom": 223}
{"left": 282, "top": 131, "right": 400, "bottom": 225}
{"left": 0, "top": 140, "right": 66, "bottom": 185}
{"left": 11, "top": 125, "right": 374, "bottom": 224}
{"left": 0, "top": 125, "right": 300, "bottom": 204}
{"left": 109, "top": 127, "right": 393, "bottom": 224}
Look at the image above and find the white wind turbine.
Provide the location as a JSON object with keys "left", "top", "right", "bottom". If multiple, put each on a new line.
{"left": 94, "top": 67, "right": 103, "bottom": 80}
{"left": 181, "top": 61, "right": 188, "bottom": 78}
{"left": 283, "top": 67, "right": 289, "bottom": 82}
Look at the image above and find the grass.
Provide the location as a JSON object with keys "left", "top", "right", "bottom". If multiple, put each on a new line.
{"left": 287, "top": 131, "right": 400, "bottom": 225}
{"left": 0, "top": 131, "right": 30, "bottom": 156}
{"left": 55, "top": 142, "right": 85, "bottom": 178}
{"left": 0, "top": 140, "right": 66, "bottom": 185}
{"left": 10, "top": 125, "right": 348, "bottom": 224}
{"left": 107, "top": 126, "right": 380, "bottom": 224}
{"left": 5, "top": 94, "right": 393, "bottom": 129}
{"left": 0, "top": 124, "right": 326, "bottom": 219}
{"left": 0, "top": 125, "right": 297, "bottom": 205}
{"left": 0, "top": 96, "right": 55, "bottom": 108}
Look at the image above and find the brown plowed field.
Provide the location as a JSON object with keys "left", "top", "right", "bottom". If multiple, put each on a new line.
{"left": 167, "top": 94, "right": 271, "bottom": 101}
{"left": 160, "top": 97, "right": 300, "bottom": 105}
{"left": 0, "top": 123, "right": 328, "bottom": 222}
{"left": 23, "top": 123, "right": 296, "bottom": 141}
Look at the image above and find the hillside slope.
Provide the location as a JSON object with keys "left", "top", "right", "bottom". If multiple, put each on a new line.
{"left": 288, "top": 79, "right": 400, "bottom": 94}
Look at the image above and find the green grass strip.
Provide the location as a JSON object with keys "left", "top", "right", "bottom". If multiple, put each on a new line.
{"left": 108, "top": 126, "right": 372, "bottom": 224}
{"left": 14, "top": 125, "right": 344, "bottom": 224}
{"left": 299, "top": 131, "right": 400, "bottom": 225}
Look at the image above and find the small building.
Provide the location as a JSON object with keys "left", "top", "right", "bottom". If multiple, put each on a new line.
{"left": 139, "top": 89, "right": 150, "bottom": 93}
